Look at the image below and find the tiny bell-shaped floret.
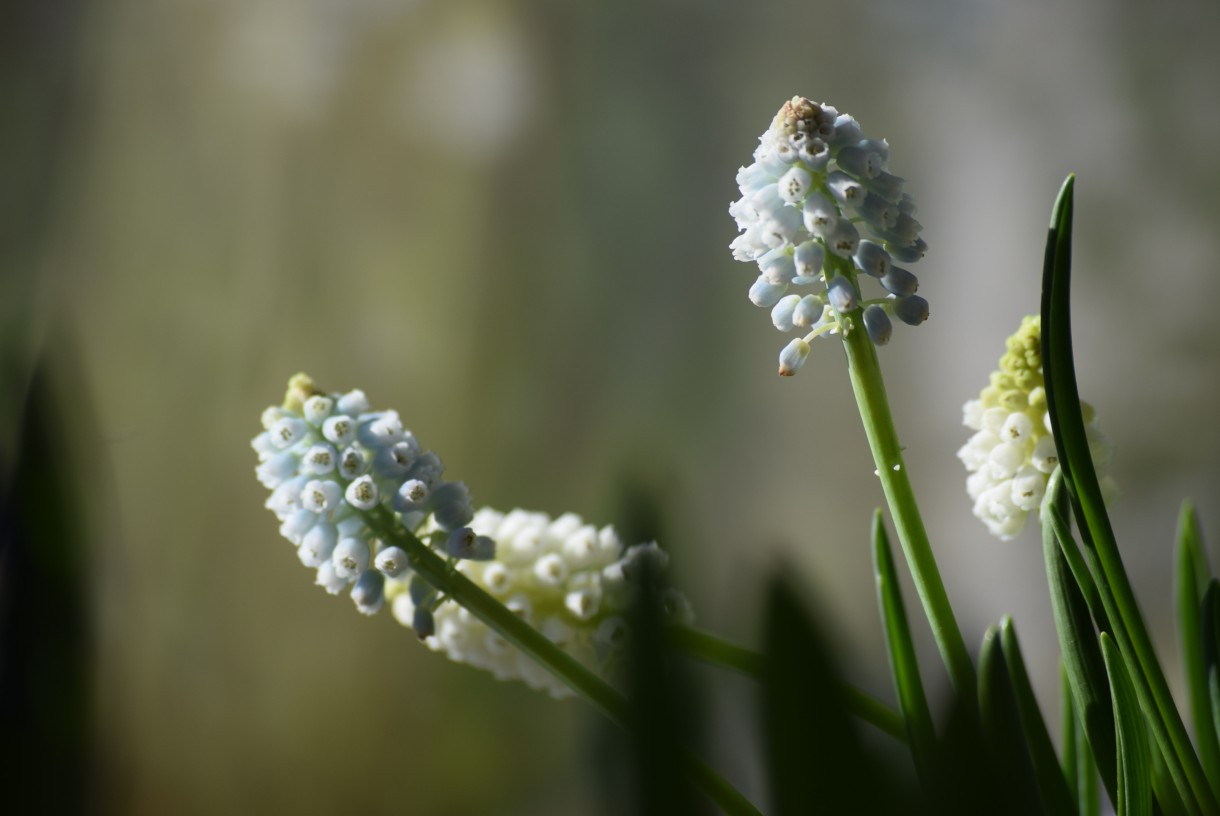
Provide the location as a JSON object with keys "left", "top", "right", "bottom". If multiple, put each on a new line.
{"left": 827, "top": 275, "right": 858, "bottom": 313}
{"left": 893, "top": 295, "right": 929, "bottom": 325}
{"left": 351, "top": 570, "right": 386, "bottom": 616}
{"left": 778, "top": 338, "right": 811, "bottom": 377}
{"left": 863, "top": 305, "right": 893, "bottom": 346}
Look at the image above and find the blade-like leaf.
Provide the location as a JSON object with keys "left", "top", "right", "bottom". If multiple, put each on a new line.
{"left": 1102, "top": 633, "right": 1153, "bottom": 816}
{"left": 979, "top": 626, "right": 1042, "bottom": 815}
{"left": 1041, "top": 176, "right": 1216, "bottom": 814}
{"left": 1204, "top": 583, "right": 1220, "bottom": 752}
{"left": 872, "top": 510, "right": 936, "bottom": 785}
{"left": 762, "top": 573, "right": 900, "bottom": 815}
{"left": 1000, "top": 618, "right": 1077, "bottom": 815}
{"left": 1042, "top": 470, "right": 1118, "bottom": 804}
{"left": 1176, "top": 502, "right": 1220, "bottom": 801}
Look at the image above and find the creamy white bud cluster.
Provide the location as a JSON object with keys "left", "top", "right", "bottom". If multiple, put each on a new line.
{"left": 729, "top": 96, "right": 929, "bottom": 375}
{"left": 387, "top": 507, "right": 694, "bottom": 699}
{"left": 957, "top": 317, "right": 1115, "bottom": 540}
{"left": 253, "top": 374, "right": 475, "bottom": 614}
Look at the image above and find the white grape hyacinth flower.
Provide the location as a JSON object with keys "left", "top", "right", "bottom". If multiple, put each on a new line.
{"left": 729, "top": 96, "right": 930, "bottom": 375}
{"left": 387, "top": 507, "right": 694, "bottom": 699}
{"left": 958, "top": 316, "right": 1115, "bottom": 540}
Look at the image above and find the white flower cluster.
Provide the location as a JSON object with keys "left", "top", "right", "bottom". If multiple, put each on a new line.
{"left": 958, "top": 316, "right": 1115, "bottom": 539}
{"left": 253, "top": 374, "right": 474, "bottom": 614}
{"left": 729, "top": 96, "right": 929, "bottom": 374}
{"left": 388, "top": 507, "right": 693, "bottom": 698}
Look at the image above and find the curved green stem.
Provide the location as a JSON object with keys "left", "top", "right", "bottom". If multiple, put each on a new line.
{"left": 365, "top": 508, "right": 762, "bottom": 816}
{"left": 837, "top": 298, "right": 976, "bottom": 707}
{"left": 671, "top": 625, "right": 907, "bottom": 742}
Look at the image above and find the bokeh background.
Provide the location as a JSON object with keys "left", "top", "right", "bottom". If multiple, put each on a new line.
{"left": 3, "top": 0, "right": 1220, "bottom": 812}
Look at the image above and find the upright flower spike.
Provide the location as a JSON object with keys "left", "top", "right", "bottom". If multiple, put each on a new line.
{"left": 253, "top": 374, "right": 475, "bottom": 614}
{"left": 729, "top": 96, "right": 929, "bottom": 374}
{"left": 253, "top": 375, "right": 693, "bottom": 698}
{"left": 958, "top": 316, "right": 1116, "bottom": 539}
{"left": 385, "top": 508, "right": 694, "bottom": 699}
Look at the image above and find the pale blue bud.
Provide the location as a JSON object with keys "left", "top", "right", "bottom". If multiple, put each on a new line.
{"left": 344, "top": 475, "right": 379, "bottom": 511}
{"left": 796, "top": 140, "right": 830, "bottom": 169}
{"left": 826, "top": 171, "right": 866, "bottom": 208}
{"left": 827, "top": 275, "right": 858, "bottom": 313}
{"left": 792, "top": 295, "right": 824, "bottom": 328}
{"left": 888, "top": 237, "right": 927, "bottom": 263}
{"left": 430, "top": 481, "right": 473, "bottom": 531}
{"left": 374, "top": 441, "right": 417, "bottom": 478}
{"left": 801, "top": 191, "right": 838, "bottom": 236}
{"left": 394, "top": 478, "right": 429, "bottom": 512}
{"left": 301, "top": 479, "right": 342, "bottom": 514}
{"left": 351, "top": 570, "right": 386, "bottom": 616}
{"left": 314, "top": 561, "right": 348, "bottom": 595}
{"left": 321, "top": 415, "right": 357, "bottom": 446}
{"left": 853, "top": 240, "right": 892, "bottom": 278}
{"left": 269, "top": 418, "right": 309, "bottom": 450}
{"left": 865, "top": 171, "right": 905, "bottom": 203}
{"left": 445, "top": 528, "right": 495, "bottom": 561}
{"left": 863, "top": 305, "right": 893, "bottom": 346}
{"left": 336, "top": 389, "right": 370, "bottom": 416}
{"left": 256, "top": 450, "right": 299, "bottom": 489}
{"left": 894, "top": 295, "right": 930, "bottom": 326}
{"left": 749, "top": 276, "right": 788, "bottom": 308}
{"left": 776, "top": 166, "right": 813, "bottom": 204}
{"left": 824, "top": 218, "right": 860, "bottom": 258}
{"left": 299, "top": 523, "right": 338, "bottom": 567}
{"left": 880, "top": 266, "right": 919, "bottom": 297}
{"left": 301, "top": 444, "right": 338, "bottom": 476}
{"left": 771, "top": 295, "right": 801, "bottom": 332}
{"left": 793, "top": 240, "right": 824, "bottom": 279}
{"left": 337, "top": 446, "right": 367, "bottom": 480}
{"left": 836, "top": 145, "right": 883, "bottom": 179}
{"left": 412, "top": 607, "right": 435, "bottom": 639}
{"left": 333, "top": 537, "right": 370, "bottom": 579}
{"left": 778, "top": 337, "right": 811, "bottom": 377}
{"left": 374, "top": 546, "right": 409, "bottom": 577}
{"left": 833, "top": 114, "right": 862, "bottom": 145}
{"left": 302, "top": 395, "right": 334, "bottom": 426}
{"left": 760, "top": 251, "right": 797, "bottom": 285}
{"left": 858, "top": 192, "right": 898, "bottom": 230}
{"left": 857, "top": 138, "right": 890, "bottom": 164}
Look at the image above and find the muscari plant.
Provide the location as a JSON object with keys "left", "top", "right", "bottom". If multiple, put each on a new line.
{"left": 252, "top": 96, "right": 1220, "bottom": 815}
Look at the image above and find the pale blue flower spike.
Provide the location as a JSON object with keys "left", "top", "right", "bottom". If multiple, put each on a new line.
{"left": 254, "top": 376, "right": 694, "bottom": 697}
{"left": 728, "top": 97, "right": 929, "bottom": 370}
{"left": 863, "top": 305, "right": 893, "bottom": 346}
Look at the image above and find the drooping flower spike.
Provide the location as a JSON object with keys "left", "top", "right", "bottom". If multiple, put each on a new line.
{"left": 957, "top": 316, "right": 1116, "bottom": 539}
{"left": 729, "top": 96, "right": 929, "bottom": 374}
{"left": 253, "top": 375, "right": 692, "bottom": 697}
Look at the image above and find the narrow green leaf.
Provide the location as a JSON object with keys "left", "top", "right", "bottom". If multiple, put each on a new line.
{"left": 1000, "top": 618, "right": 1077, "bottom": 815}
{"left": 1041, "top": 176, "right": 1217, "bottom": 814}
{"left": 762, "top": 574, "right": 901, "bottom": 815}
{"left": 871, "top": 510, "right": 937, "bottom": 785}
{"left": 1176, "top": 502, "right": 1220, "bottom": 800}
{"left": 1204, "top": 583, "right": 1220, "bottom": 752}
{"left": 1076, "top": 695, "right": 1102, "bottom": 816}
{"left": 1155, "top": 738, "right": 1194, "bottom": 816}
{"left": 1102, "top": 633, "right": 1153, "bottom": 816}
{"left": 979, "top": 626, "right": 1043, "bottom": 815}
{"left": 1062, "top": 665, "right": 1080, "bottom": 797}
{"left": 1042, "top": 470, "right": 1119, "bottom": 804}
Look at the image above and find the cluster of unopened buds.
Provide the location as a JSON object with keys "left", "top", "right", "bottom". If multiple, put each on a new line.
{"left": 253, "top": 375, "right": 691, "bottom": 696}
{"left": 958, "top": 316, "right": 1115, "bottom": 539}
{"left": 729, "top": 96, "right": 930, "bottom": 375}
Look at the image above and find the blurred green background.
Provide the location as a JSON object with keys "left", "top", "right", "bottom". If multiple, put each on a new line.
{"left": 3, "top": 0, "right": 1220, "bottom": 812}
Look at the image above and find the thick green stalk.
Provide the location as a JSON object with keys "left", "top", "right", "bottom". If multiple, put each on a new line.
{"left": 671, "top": 625, "right": 907, "bottom": 742}
{"left": 838, "top": 311, "right": 976, "bottom": 705}
{"left": 365, "top": 508, "right": 762, "bottom": 816}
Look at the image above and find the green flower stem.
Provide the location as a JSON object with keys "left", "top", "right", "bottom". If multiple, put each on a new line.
{"left": 838, "top": 303, "right": 976, "bottom": 707}
{"left": 365, "top": 508, "right": 761, "bottom": 816}
{"left": 671, "top": 625, "right": 907, "bottom": 742}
